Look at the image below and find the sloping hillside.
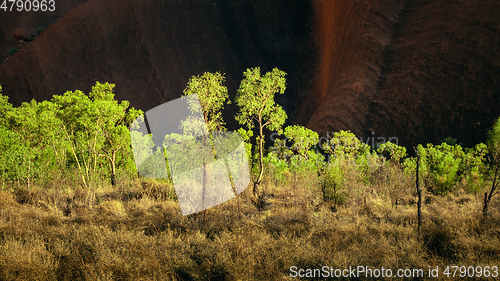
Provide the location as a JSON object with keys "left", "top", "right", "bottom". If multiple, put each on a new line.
{"left": 0, "top": 0, "right": 88, "bottom": 62}
{"left": 300, "top": 0, "right": 403, "bottom": 139}
{"left": 367, "top": 0, "right": 500, "bottom": 147}
{"left": 0, "top": 0, "right": 498, "bottom": 147}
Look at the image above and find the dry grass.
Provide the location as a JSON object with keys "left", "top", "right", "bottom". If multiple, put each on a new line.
{"left": 0, "top": 170, "right": 499, "bottom": 280}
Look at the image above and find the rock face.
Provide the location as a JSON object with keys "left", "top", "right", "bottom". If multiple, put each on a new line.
{"left": 367, "top": 0, "right": 500, "bottom": 147}
{"left": 13, "top": 29, "right": 32, "bottom": 42}
{"left": 0, "top": 0, "right": 88, "bottom": 60}
{"left": 0, "top": 0, "right": 498, "bottom": 147}
{"left": 301, "top": 0, "right": 403, "bottom": 141}
{"left": 0, "top": 0, "right": 316, "bottom": 130}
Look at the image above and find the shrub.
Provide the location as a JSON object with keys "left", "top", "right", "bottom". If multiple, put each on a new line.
{"left": 321, "top": 158, "right": 348, "bottom": 205}
{"left": 377, "top": 141, "right": 407, "bottom": 165}
{"left": 352, "top": 152, "right": 386, "bottom": 185}
{"left": 0, "top": 127, "right": 31, "bottom": 184}
{"left": 421, "top": 143, "right": 464, "bottom": 195}
{"left": 321, "top": 130, "right": 382, "bottom": 186}
{"left": 264, "top": 151, "right": 290, "bottom": 186}
{"left": 322, "top": 130, "right": 370, "bottom": 157}
{"left": 283, "top": 125, "right": 319, "bottom": 159}
{"left": 460, "top": 143, "right": 487, "bottom": 194}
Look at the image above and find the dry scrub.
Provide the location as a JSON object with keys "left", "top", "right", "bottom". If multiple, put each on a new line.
{"left": 0, "top": 171, "right": 498, "bottom": 280}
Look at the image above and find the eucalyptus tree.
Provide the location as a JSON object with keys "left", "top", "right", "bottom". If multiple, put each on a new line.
{"left": 0, "top": 86, "right": 71, "bottom": 187}
{"left": 163, "top": 72, "right": 230, "bottom": 211}
{"left": 235, "top": 67, "right": 287, "bottom": 195}
{"left": 0, "top": 96, "right": 66, "bottom": 187}
{"left": 53, "top": 82, "right": 141, "bottom": 187}
{"left": 87, "top": 82, "right": 142, "bottom": 186}
{"left": 52, "top": 89, "right": 95, "bottom": 187}
{"left": 182, "top": 71, "right": 229, "bottom": 132}
{"left": 0, "top": 92, "right": 30, "bottom": 186}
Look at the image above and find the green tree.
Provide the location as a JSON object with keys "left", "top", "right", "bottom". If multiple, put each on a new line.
{"left": 4, "top": 99, "right": 67, "bottom": 187}
{"left": 418, "top": 143, "right": 463, "bottom": 195}
{"left": 461, "top": 143, "right": 487, "bottom": 194}
{"left": 180, "top": 71, "right": 229, "bottom": 178}
{"left": 0, "top": 85, "right": 13, "bottom": 126}
{"left": 0, "top": 87, "right": 73, "bottom": 187}
{"left": 88, "top": 82, "right": 142, "bottom": 186}
{"left": 53, "top": 82, "right": 141, "bottom": 187}
{"left": 484, "top": 117, "right": 500, "bottom": 216}
{"left": 52, "top": 89, "right": 96, "bottom": 187}
{"left": 322, "top": 130, "right": 370, "bottom": 158}
{"left": 182, "top": 72, "right": 229, "bottom": 132}
{"left": 284, "top": 125, "right": 319, "bottom": 159}
{"left": 235, "top": 67, "right": 287, "bottom": 195}
{"left": 0, "top": 127, "right": 30, "bottom": 187}
{"left": 0, "top": 87, "right": 19, "bottom": 186}
{"left": 169, "top": 72, "right": 231, "bottom": 210}
{"left": 377, "top": 141, "right": 407, "bottom": 165}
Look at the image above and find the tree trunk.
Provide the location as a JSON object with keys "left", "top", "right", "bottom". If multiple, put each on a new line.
{"left": 483, "top": 192, "right": 489, "bottom": 217}
{"left": 27, "top": 164, "right": 31, "bottom": 189}
{"left": 110, "top": 151, "right": 116, "bottom": 186}
{"left": 202, "top": 162, "right": 208, "bottom": 209}
{"left": 483, "top": 166, "right": 498, "bottom": 217}
{"left": 254, "top": 121, "right": 265, "bottom": 195}
{"left": 202, "top": 135, "right": 210, "bottom": 209}
{"left": 70, "top": 141, "right": 87, "bottom": 188}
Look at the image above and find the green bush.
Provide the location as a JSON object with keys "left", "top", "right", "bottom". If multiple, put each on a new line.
{"left": 267, "top": 126, "right": 322, "bottom": 187}
{"left": 0, "top": 127, "right": 31, "bottom": 185}
{"left": 421, "top": 143, "right": 464, "bottom": 195}
{"left": 283, "top": 125, "right": 319, "bottom": 159}
{"left": 322, "top": 130, "right": 370, "bottom": 157}
{"left": 460, "top": 143, "right": 487, "bottom": 193}
{"left": 352, "top": 152, "right": 386, "bottom": 185}
{"left": 377, "top": 141, "right": 407, "bottom": 165}
{"left": 321, "top": 158, "right": 348, "bottom": 205}
{"left": 264, "top": 150, "right": 290, "bottom": 186}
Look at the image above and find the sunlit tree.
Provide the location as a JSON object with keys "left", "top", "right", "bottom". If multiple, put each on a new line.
{"left": 235, "top": 67, "right": 287, "bottom": 195}
{"left": 53, "top": 82, "right": 141, "bottom": 186}
{"left": 284, "top": 125, "right": 318, "bottom": 159}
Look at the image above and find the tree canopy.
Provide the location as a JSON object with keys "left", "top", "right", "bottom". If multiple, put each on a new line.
{"left": 235, "top": 67, "right": 287, "bottom": 193}
{"left": 284, "top": 125, "right": 319, "bottom": 159}
{"left": 182, "top": 71, "right": 229, "bottom": 132}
